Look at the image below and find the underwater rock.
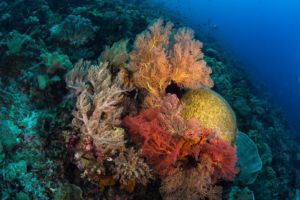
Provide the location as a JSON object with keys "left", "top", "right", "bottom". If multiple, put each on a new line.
{"left": 181, "top": 88, "right": 237, "bottom": 143}
{"left": 236, "top": 131, "right": 262, "bottom": 185}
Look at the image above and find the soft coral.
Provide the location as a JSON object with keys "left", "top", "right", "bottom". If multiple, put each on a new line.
{"left": 192, "top": 136, "right": 239, "bottom": 181}
{"left": 123, "top": 107, "right": 182, "bottom": 176}
{"left": 128, "top": 19, "right": 213, "bottom": 107}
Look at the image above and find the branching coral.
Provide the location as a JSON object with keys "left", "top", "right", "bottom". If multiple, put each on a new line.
{"left": 128, "top": 19, "right": 213, "bottom": 107}
{"left": 123, "top": 94, "right": 238, "bottom": 180}
{"left": 160, "top": 162, "right": 222, "bottom": 200}
{"left": 123, "top": 107, "right": 181, "bottom": 176}
{"left": 129, "top": 19, "right": 172, "bottom": 107}
{"left": 66, "top": 60, "right": 127, "bottom": 181}
{"left": 191, "top": 137, "right": 239, "bottom": 182}
{"left": 65, "top": 19, "right": 238, "bottom": 198}
{"left": 99, "top": 40, "right": 129, "bottom": 71}
{"left": 170, "top": 28, "right": 213, "bottom": 89}
{"left": 113, "top": 148, "right": 153, "bottom": 192}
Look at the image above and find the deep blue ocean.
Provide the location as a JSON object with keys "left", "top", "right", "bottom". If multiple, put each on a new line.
{"left": 151, "top": 0, "right": 300, "bottom": 132}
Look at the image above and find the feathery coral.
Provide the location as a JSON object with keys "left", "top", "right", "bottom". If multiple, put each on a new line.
{"left": 160, "top": 163, "right": 222, "bottom": 200}
{"left": 113, "top": 148, "right": 153, "bottom": 192}
{"left": 170, "top": 28, "right": 213, "bottom": 89}
{"left": 128, "top": 19, "right": 213, "bottom": 107}
{"left": 65, "top": 60, "right": 126, "bottom": 182}
{"left": 129, "top": 19, "right": 172, "bottom": 107}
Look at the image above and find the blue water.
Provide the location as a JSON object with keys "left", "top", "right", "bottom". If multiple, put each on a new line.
{"left": 151, "top": 0, "right": 300, "bottom": 131}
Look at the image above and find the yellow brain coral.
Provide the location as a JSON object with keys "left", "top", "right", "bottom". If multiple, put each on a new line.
{"left": 181, "top": 88, "right": 237, "bottom": 143}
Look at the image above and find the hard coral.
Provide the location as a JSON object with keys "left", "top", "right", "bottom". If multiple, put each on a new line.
{"left": 128, "top": 19, "right": 213, "bottom": 107}
{"left": 182, "top": 88, "right": 237, "bottom": 143}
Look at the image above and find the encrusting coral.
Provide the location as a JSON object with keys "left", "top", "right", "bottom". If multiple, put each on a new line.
{"left": 128, "top": 19, "right": 213, "bottom": 107}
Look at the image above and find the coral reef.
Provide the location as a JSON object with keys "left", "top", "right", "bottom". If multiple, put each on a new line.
{"left": 0, "top": 0, "right": 299, "bottom": 199}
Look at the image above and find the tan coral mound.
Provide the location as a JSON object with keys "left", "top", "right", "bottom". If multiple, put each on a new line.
{"left": 182, "top": 88, "right": 237, "bottom": 143}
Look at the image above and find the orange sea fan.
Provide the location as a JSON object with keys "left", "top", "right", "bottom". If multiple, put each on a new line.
{"left": 170, "top": 28, "right": 214, "bottom": 89}
{"left": 129, "top": 19, "right": 173, "bottom": 107}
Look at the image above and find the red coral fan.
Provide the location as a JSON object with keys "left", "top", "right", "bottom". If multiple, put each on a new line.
{"left": 123, "top": 108, "right": 182, "bottom": 176}
{"left": 192, "top": 136, "right": 239, "bottom": 181}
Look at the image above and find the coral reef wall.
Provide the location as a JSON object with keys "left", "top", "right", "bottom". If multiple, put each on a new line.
{"left": 0, "top": 0, "right": 299, "bottom": 200}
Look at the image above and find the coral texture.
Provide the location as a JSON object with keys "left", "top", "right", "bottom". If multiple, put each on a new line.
{"left": 129, "top": 19, "right": 213, "bottom": 107}
{"left": 160, "top": 162, "right": 223, "bottom": 200}
{"left": 123, "top": 94, "right": 238, "bottom": 179}
{"left": 113, "top": 148, "right": 153, "bottom": 192}
{"left": 182, "top": 88, "right": 237, "bottom": 143}
{"left": 66, "top": 60, "right": 126, "bottom": 181}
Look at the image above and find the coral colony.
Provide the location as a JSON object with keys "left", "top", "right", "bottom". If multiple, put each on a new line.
{"left": 1, "top": 1, "right": 299, "bottom": 199}
{"left": 65, "top": 19, "right": 238, "bottom": 199}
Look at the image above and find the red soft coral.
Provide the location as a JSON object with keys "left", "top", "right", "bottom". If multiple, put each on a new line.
{"left": 123, "top": 108, "right": 182, "bottom": 176}
{"left": 192, "top": 137, "right": 239, "bottom": 181}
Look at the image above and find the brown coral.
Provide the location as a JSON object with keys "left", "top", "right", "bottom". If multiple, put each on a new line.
{"left": 99, "top": 40, "right": 129, "bottom": 72}
{"left": 113, "top": 148, "right": 153, "bottom": 192}
{"left": 66, "top": 60, "right": 127, "bottom": 181}
{"left": 160, "top": 161, "right": 222, "bottom": 200}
